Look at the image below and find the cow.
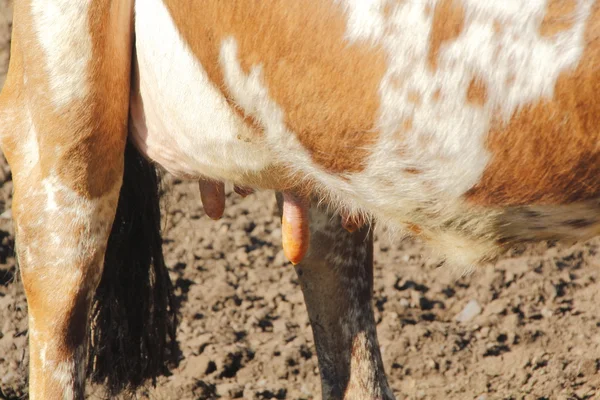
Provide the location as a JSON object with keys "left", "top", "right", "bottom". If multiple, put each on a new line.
{"left": 0, "top": 0, "right": 599, "bottom": 398}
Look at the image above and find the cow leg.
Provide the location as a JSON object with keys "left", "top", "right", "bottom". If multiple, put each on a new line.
{"left": 277, "top": 195, "right": 394, "bottom": 400}
{"left": 0, "top": 1, "right": 133, "bottom": 398}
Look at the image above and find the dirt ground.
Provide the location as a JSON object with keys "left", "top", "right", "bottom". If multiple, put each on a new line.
{"left": 1, "top": 4, "right": 600, "bottom": 400}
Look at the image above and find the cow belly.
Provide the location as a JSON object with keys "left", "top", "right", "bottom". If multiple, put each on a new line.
{"left": 129, "top": 0, "right": 272, "bottom": 183}
{"left": 128, "top": 0, "right": 600, "bottom": 269}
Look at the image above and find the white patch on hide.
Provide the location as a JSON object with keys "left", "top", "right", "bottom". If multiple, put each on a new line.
{"left": 131, "top": 0, "right": 272, "bottom": 182}
{"left": 30, "top": 0, "right": 93, "bottom": 109}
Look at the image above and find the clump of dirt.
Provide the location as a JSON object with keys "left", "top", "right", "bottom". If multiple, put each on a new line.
{"left": 1, "top": 4, "right": 599, "bottom": 399}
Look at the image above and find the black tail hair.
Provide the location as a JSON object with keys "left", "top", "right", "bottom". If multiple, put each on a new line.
{"left": 87, "top": 141, "right": 179, "bottom": 395}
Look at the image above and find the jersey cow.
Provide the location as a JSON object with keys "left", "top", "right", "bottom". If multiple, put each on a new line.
{"left": 0, "top": 0, "right": 599, "bottom": 399}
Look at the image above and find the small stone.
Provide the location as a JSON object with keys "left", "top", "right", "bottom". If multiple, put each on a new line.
{"left": 479, "top": 326, "right": 490, "bottom": 339}
{"left": 541, "top": 307, "right": 553, "bottom": 318}
{"left": 184, "top": 354, "right": 214, "bottom": 377}
{"left": 485, "top": 299, "right": 507, "bottom": 315}
{"left": 455, "top": 300, "right": 482, "bottom": 323}
{"left": 300, "top": 384, "right": 313, "bottom": 397}
{"left": 426, "top": 358, "right": 438, "bottom": 370}
{"left": 579, "top": 358, "right": 599, "bottom": 376}
{"left": 216, "top": 382, "right": 244, "bottom": 398}
{"left": 272, "top": 318, "right": 287, "bottom": 333}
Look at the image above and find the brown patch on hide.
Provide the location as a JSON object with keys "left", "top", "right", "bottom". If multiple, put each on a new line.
{"left": 466, "top": 77, "right": 487, "bottom": 106}
{"left": 466, "top": 4, "right": 600, "bottom": 206}
{"left": 540, "top": 0, "right": 578, "bottom": 37}
{"left": 164, "top": 0, "right": 387, "bottom": 174}
{"left": 428, "top": 0, "right": 465, "bottom": 70}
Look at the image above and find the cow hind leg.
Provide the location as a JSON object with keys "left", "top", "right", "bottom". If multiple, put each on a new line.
{"left": 0, "top": 1, "right": 139, "bottom": 398}
{"left": 15, "top": 167, "right": 120, "bottom": 399}
{"left": 277, "top": 195, "right": 394, "bottom": 400}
